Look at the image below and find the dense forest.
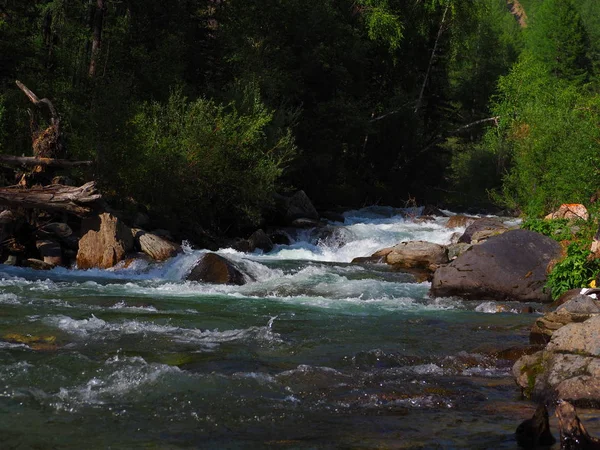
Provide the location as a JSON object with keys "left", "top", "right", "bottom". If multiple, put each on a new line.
{"left": 1, "top": 0, "right": 600, "bottom": 236}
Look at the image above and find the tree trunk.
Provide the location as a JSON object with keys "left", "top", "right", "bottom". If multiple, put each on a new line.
{"left": 0, "top": 182, "right": 102, "bottom": 216}
{"left": 415, "top": 4, "right": 449, "bottom": 114}
{"left": 89, "top": 0, "right": 106, "bottom": 78}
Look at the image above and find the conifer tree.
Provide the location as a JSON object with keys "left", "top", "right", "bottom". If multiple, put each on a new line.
{"left": 525, "top": 0, "right": 591, "bottom": 82}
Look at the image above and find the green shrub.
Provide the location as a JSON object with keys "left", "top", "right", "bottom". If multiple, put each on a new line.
{"left": 546, "top": 242, "right": 600, "bottom": 299}
{"left": 114, "top": 86, "right": 296, "bottom": 231}
{"left": 521, "top": 218, "right": 578, "bottom": 241}
{"left": 486, "top": 53, "right": 600, "bottom": 216}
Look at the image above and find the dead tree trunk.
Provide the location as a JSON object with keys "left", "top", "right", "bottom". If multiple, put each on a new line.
{"left": 0, "top": 155, "right": 92, "bottom": 169}
{"left": 15, "top": 80, "right": 70, "bottom": 185}
{"left": 0, "top": 182, "right": 102, "bottom": 216}
{"left": 89, "top": 0, "right": 106, "bottom": 78}
{"left": 15, "top": 79, "right": 61, "bottom": 158}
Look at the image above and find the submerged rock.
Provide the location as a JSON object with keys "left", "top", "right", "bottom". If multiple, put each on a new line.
{"left": 430, "top": 229, "right": 562, "bottom": 303}
{"left": 515, "top": 404, "right": 556, "bottom": 449}
{"left": 187, "top": 253, "right": 248, "bottom": 285}
{"left": 315, "top": 226, "right": 354, "bottom": 249}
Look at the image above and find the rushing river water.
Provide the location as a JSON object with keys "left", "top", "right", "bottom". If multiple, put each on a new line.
{"left": 0, "top": 207, "right": 549, "bottom": 448}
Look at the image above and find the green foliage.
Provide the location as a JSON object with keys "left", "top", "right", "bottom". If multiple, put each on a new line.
{"left": 358, "top": 0, "right": 403, "bottom": 52}
{"left": 0, "top": 0, "right": 537, "bottom": 230}
{"left": 525, "top": 0, "right": 591, "bottom": 83}
{"left": 485, "top": 51, "right": 600, "bottom": 216}
{"left": 521, "top": 218, "right": 577, "bottom": 241}
{"left": 116, "top": 87, "right": 295, "bottom": 230}
{"left": 546, "top": 242, "right": 600, "bottom": 299}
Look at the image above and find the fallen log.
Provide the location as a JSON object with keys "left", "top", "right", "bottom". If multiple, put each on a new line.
{"left": 0, "top": 155, "right": 92, "bottom": 169}
{"left": 556, "top": 400, "right": 600, "bottom": 450}
{"left": 0, "top": 181, "right": 102, "bottom": 216}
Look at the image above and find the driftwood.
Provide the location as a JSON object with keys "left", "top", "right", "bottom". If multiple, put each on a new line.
{"left": 0, "top": 155, "right": 92, "bottom": 169}
{"left": 515, "top": 404, "right": 556, "bottom": 449}
{"left": 556, "top": 401, "right": 600, "bottom": 450}
{"left": 15, "top": 80, "right": 64, "bottom": 186}
{"left": 15, "top": 80, "right": 59, "bottom": 127}
{"left": 0, "top": 181, "right": 102, "bottom": 216}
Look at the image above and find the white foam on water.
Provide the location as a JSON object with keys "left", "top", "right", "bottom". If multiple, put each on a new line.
{"left": 475, "top": 301, "right": 525, "bottom": 314}
{"left": 108, "top": 301, "right": 159, "bottom": 313}
{"left": 0, "top": 206, "right": 509, "bottom": 316}
{"left": 42, "top": 314, "right": 283, "bottom": 347}
{"left": 0, "top": 293, "right": 20, "bottom": 305}
{"left": 52, "top": 355, "right": 182, "bottom": 411}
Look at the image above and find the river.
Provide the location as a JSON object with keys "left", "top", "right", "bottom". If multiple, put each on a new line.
{"left": 0, "top": 206, "right": 543, "bottom": 448}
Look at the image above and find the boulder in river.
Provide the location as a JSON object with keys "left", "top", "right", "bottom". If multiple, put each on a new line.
{"left": 458, "top": 217, "right": 508, "bottom": 244}
{"left": 77, "top": 212, "right": 134, "bottom": 269}
{"left": 36, "top": 239, "right": 62, "bottom": 266}
{"left": 445, "top": 215, "right": 476, "bottom": 229}
{"left": 187, "top": 253, "right": 249, "bottom": 285}
{"left": 232, "top": 229, "right": 274, "bottom": 253}
{"left": 421, "top": 205, "right": 447, "bottom": 217}
{"left": 386, "top": 241, "right": 448, "bottom": 271}
{"left": 515, "top": 404, "right": 556, "bottom": 449}
{"left": 430, "top": 229, "right": 562, "bottom": 303}
{"left": 248, "top": 229, "right": 274, "bottom": 253}
{"left": 273, "top": 190, "right": 319, "bottom": 225}
{"left": 530, "top": 294, "right": 600, "bottom": 344}
{"left": 132, "top": 229, "right": 181, "bottom": 261}
{"left": 24, "top": 258, "right": 55, "bottom": 270}
{"left": 514, "top": 315, "right": 600, "bottom": 407}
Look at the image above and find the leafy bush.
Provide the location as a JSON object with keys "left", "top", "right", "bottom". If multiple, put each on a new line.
{"left": 485, "top": 52, "right": 600, "bottom": 216}
{"left": 114, "top": 87, "right": 296, "bottom": 231}
{"left": 546, "top": 242, "right": 600, "bottom": 299}
{"left": 521, "top": 218, "right": 579, "bottom": 241}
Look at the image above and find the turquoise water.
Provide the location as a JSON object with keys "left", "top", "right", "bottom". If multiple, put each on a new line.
{"left": 0, "top": 208, "right": 541, "bottom": 448}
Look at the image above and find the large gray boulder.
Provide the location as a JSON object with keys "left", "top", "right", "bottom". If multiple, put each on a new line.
{"left": 430, "top": 229, "right": 562, "bottom": 303}
{"left": 514, "top": 315, "right": 600, "bottom": 407}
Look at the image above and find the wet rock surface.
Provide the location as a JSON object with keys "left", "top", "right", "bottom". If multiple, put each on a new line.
{"left": 186, "top": 252, "right": 249, "bottom": 285}
{"left": 514, "top": 312, "right": 600, "bottom": 407}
